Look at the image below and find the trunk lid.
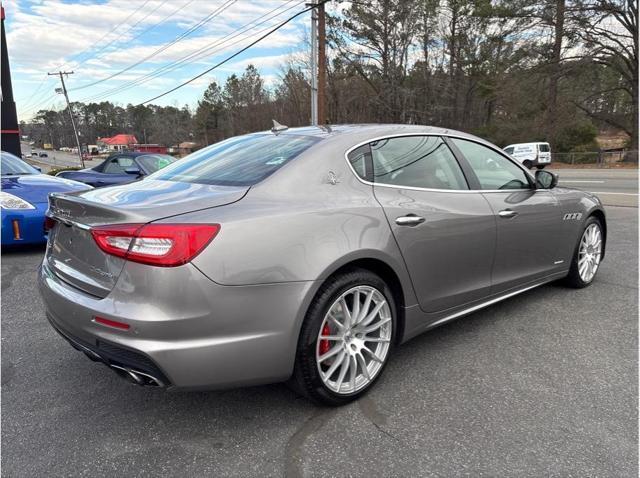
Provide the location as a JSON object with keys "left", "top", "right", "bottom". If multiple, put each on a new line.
{"left": 45, "top": 179, "right": 248, "bottom": 297}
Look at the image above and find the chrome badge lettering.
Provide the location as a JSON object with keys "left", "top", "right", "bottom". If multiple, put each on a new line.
{"left": 50, "top": 206, "right": 72, "bottom": 219}
{"left": 563, "top": 212, "right": 583, "bottom": 220}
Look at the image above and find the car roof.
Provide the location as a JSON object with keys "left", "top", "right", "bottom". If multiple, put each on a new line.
{"left": 252, "top": 124, "right": 490, "bottom": 148}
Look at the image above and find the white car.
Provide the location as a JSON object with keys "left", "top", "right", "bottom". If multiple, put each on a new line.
{"left": 504, "top": 142, "right": 551, "bottom": 169}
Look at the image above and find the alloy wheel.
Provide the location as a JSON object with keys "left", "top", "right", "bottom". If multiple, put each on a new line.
{"left": 315, "top": 285, "right": 392, "bottom": 395}
{"left": 578, "top": 223, "right": 602, "bottom": 283}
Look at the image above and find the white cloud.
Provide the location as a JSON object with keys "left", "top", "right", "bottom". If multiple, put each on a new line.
{"left": 6, "top": 0, "right": 309, "bottom": 117}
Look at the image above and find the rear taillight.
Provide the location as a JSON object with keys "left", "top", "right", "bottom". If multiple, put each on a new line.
{"left": 44, "top": 216, "right": 57, "bottom": 231}
{"left": 91, "top": 223, "right": 220, "bottom": 267}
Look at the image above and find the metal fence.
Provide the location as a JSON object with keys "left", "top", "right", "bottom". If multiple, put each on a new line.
{"left": 551, "top": 150, "right": 638, "bottom": 167}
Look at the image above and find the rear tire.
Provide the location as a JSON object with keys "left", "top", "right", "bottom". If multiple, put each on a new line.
{"left": 291, "top": 269, "right": 397, "bottom": 406}
{"left": 564, "top": 216, "right": 603, "bottom": 288}
{"left": 523, "top": 160, "right": 533, "bottom": 169}
{"left": 536, "top": 165, "right": 546, "bottom": 170}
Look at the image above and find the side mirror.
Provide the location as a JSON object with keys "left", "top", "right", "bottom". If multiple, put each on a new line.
{"left": 124, "top": 167, "right": 142, "bottom": 176}
{"left": 535, "top": 169, "right": 558, "bottom": 189}
{"left": 35, "top": 166, "right": 42, "bottom": 173}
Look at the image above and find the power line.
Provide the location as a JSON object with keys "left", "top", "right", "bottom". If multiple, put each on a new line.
{"left": 74, "top": 0, "right": 170, "bottom": 71}
{"left": 19, "top": 78, "right": 54, "bottom": 111}
{"left": 78, "top": 0, "right": 303, "bottom": 103}
{"left": 70, "top": 0, "right": 233, "bottom": 91}
{"left": 15, "top": 74, "right": 47, "bottom": 102}
{"left": 76, "top": 0, "right": 298, "bottom": 101}
{"left": 20, "top": 90, "right": 59, "bottom": 117}
{"left": 55, "top": 0, "right": 152, "bottom": 71}
{"left": 138, "top": 0, "right": 326, "bottom": 105}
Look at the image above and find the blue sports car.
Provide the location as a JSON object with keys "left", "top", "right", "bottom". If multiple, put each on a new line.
{"left": 1, "top": 151, "right": 91, "bottom": 246}
{"left": 56, "top": 152, "right": 177, "bottom": 187}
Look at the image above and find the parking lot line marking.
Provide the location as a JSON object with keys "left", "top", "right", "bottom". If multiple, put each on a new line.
{"left": 591, "top": 192, "right": 638, "bottom": 196}
{"left": 560, "top": 180, "right": 606, "bottom": 183}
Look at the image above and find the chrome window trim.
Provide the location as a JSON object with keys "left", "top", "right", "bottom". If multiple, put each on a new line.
{"left": 344, "top": 132, "right": 537, "bottom": 194}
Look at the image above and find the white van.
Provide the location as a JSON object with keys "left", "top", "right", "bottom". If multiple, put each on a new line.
{"left": 503, "top": 142, "right": 552, "bottom": 169}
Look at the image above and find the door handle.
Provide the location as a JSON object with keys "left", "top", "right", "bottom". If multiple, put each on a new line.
{"left": 498, "top": 209, "right": 518, "bottom": 218}
{"left": 395, "top": 215, "right": 425, "bottom": 226}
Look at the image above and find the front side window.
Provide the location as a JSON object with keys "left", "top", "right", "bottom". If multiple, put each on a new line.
{"left": 150, "top": 134, "right": 318, "bottom": 186}
{"left": 504, "top": 147, "right": 514, "bottom": 155}
{"left": 451, "top": 138, "right": 531, "bottom": 190}
{"left": 369, "top": 136, "right": 468, "bottom": 190}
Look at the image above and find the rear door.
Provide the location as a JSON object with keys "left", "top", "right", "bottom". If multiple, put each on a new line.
{"left": 359, "top": 135, "right": 496, "bottom": 313}
{"left": 537, "top": 143, "right": 551, "bottom": 165}
{"left": 449, "top": 138, "right": 563, "bottom": 293}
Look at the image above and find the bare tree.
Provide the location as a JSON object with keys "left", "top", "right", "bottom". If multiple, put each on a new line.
{"left": 572, "top": 0, "right": 638, "bottom": 159}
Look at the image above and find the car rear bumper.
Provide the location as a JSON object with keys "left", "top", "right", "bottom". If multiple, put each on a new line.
{"left": 38, "top": 260, "right": 317, "bottom": 390}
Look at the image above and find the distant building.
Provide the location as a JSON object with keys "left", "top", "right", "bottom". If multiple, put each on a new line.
{"left": 97, "top": 134, "right": 138, "bottom": 152}
{"left": 174, "top": 141, "right": 199, "bottom": 156}
{"left": 596, "top": 129, "right": 630, "bottom": 152}
{"left": 133, "top": 144, "right": 167, "bottom": 154}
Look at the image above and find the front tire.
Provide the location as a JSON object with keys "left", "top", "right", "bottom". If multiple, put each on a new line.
{"left": 291, "top": 269, "right": 396, "bottom": 406}
{"left": 564, "top": 216, "right": 603, "bottom": 288}
{"left": 523, "top": 160, "right": 533, "bottom": 169}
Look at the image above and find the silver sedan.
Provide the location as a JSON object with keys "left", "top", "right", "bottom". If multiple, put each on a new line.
{"left": 39, "top": 124, "right": 606, "bottom": 405}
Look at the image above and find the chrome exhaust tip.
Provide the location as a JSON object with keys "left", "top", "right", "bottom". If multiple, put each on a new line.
{"left": 109, "top": 364, "right": 164, "bottom": 387}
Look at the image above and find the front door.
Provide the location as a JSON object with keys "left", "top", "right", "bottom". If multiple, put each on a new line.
{"left": 449, "top": 138, "right": 563, "bottom": 293}
{"left": 366, "top": 135, "right": 496, "bottom": 313}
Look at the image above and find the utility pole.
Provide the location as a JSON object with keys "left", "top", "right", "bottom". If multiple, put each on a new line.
{"left": 317, "top": 0, "right": 326, "bottom": 125}
{"left": 310, "top": 1, "right": 318, "bottom": 126}
{"left": 48, "top": 70, "right": 84, "bottom": 167}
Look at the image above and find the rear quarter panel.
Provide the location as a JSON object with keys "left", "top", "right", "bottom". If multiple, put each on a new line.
{"left": 169, "top": 137, "right": 418, "bottom": 307}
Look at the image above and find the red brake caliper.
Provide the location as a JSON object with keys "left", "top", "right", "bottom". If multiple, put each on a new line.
{"left": 319, "top": 322, "right": 331, "bottom": 355}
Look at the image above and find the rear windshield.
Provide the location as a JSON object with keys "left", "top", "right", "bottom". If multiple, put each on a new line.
{"left": 538, "top": 144, "right": 550, "bottom": 152}
{"left": 149, "top": 134, "right": 319, "bottom": 186}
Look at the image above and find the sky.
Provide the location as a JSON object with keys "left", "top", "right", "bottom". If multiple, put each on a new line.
{"left": 3, "top": 0, "right": 325, "bottom": 121}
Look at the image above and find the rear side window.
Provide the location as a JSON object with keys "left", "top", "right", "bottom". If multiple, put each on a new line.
{"left": 104, "top": 156, "right": 133, "bottom": 174}
{"left": 347, "top": 145, "right": 370, "bottom": 180}
{"left": 369, "top": 136, "right": 468, "bottom": 190}
{"left": 150, "top": 134, "right": 318, "bottom": 186}
{"left": 538, "top": 143, "right": 550, "bottom": 152}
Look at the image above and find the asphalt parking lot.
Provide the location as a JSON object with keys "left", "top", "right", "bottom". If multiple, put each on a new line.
{"left": 1, "top": 206, "right": 637, "bottom": 477}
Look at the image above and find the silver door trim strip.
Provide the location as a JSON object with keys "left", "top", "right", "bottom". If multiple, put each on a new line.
{"left": 427, "top": 282, "right": 544, "bottom": 329}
